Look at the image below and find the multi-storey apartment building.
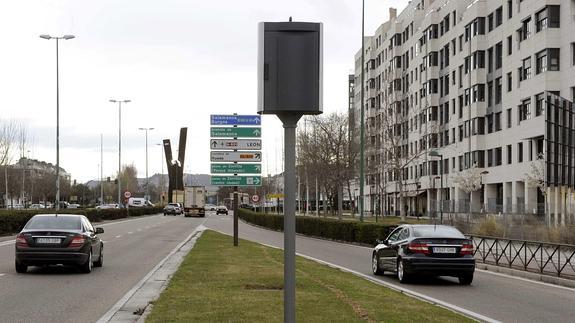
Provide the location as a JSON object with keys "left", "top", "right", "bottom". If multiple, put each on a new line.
{"left": 353, "top": 0, "right": 575, "bottom": 224}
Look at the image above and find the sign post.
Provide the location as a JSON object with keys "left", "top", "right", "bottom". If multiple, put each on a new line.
{"left": 210, "top": 114, "right": 262, "bottom": 247}
{"left": 258, "top": 21, "right": 322, "bottom": 323}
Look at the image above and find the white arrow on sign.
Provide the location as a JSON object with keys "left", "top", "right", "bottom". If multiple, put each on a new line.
{"left": 210, "top": 139, "right": 261, "bottom": 150}
{"left": 210, "top": 151, "right": 262, "bottom": 162}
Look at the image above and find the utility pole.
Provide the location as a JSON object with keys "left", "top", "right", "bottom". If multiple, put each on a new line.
{"left": 359, "top": 0, "right": 366, "bottom": 222}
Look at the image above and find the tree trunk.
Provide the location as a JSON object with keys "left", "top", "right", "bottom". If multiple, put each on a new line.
{"left": 346, "top": 180, "right": 354, "bottom": 217}
{"left": 338, "top": 184, "right": 343, "bottom": 220}
{"left": 323, "top": 188, "right": 328, "bottom": 216}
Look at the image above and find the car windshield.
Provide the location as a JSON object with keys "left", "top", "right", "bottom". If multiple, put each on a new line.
{"left": 412, "top": 226, "right": 465, "bottom": 238}
{"left": 25, "top": 216, "right": 82, "bottom": 231}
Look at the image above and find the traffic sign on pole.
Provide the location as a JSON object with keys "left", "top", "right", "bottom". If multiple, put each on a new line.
{"left": 211, "top": 163, "right": 261, "bottom": 174}
{"left": 211, "top": 176, "right": 262, "bottom": 186}
{"left": 124, "top": 191, "right": 131, "bottom": 199}
{"left": 210, "top": 139, "right": 261, "bottom": 150}
{"left": 210, "top": 151, "right": 262, "bottom": 162}
{"left": 210, "top": 127, "right": 261, "bottom": 138}
{"left": 210, "top": 115, "right": 261, "bottom": 126}
{"left": 251, "top": 195, "right": 260, "bottom": 203}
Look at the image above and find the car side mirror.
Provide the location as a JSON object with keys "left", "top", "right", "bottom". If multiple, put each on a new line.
{"left": 95, "top": 227, "right": 104, "bottom": 234}
{"left": 375, "top": 239, "right": 383, "bottom": 246}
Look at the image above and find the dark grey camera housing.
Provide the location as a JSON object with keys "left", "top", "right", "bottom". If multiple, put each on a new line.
{"left": 257, "top": 21, "right": 323, "bottom": 115}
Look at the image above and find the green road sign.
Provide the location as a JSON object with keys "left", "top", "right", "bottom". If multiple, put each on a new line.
{"left": 210, "top": 127, "right": 261, "bottom": 138}
{"left": 211, "top": 176, "right": 262, "bottom": 186}
{"left": 211, "top": 163, "right": 262, "bottom": 174}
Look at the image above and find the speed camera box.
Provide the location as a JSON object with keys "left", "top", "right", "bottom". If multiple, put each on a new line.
{"left": 257, "top": 21, "right": 323, "bottom": 115}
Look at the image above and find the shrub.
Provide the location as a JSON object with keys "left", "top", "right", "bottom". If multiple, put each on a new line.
{"left": 472, "top": 216, "right": 505, "bottom": 237}
{"left": 0, "top": 207, "right": 163, "bottom": 236}
{"left": 238, "top": 209, "right": 396, "bottom": 246}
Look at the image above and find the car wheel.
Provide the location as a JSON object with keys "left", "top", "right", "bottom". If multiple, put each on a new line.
{"left": 163, "top": 213, "right": 166, "bottom": 216}
{"left": 458, "top": 273, "right": 473, "bottom": 285}
{"left": 15, "top": 260, "right": 27, "bottom": 274}
{"left": 80, "top": 250, "right": 93, "bottom": 274}
{"left": 94, "top": 245, "right": 103, "bottom": 268}
{"left": 397, "top": 258, "right": 410, "bottom": 283}
{"left": 372, "top": 253, "right": 383, "bottom": 275}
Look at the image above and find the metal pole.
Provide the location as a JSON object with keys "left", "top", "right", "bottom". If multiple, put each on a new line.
{"left": 118, "top": 101, "right": 122, "bottom": 207}
{"left": 278, "top": 113, "right": 301, "bottom": 323}
{"left": 233, "top": 186, "right": 238, "bottom": 246}
{"left": 359, "top": 0, "right": 365, "bottom": 222}
{"left": 55, "top": 38, "right": 60, "bottom": 211}
{"left": 145, "top": 130, "right": 148, "bottom": 201}
{"left": 100, "top": 134, "right": 103, "bottom": 205}
{"left": 440, "top": 155, "right": 443, "bottom": 224}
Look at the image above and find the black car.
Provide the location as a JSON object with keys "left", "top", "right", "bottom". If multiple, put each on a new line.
{"left": 15, "top": 214, "right": 104, "bottom": 274}
{"left": 371, "top": 224, "right": 475, "bottom": 285}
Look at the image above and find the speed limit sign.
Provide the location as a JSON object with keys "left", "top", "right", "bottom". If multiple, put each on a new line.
{"left": 124, "top": 191, "right": 132, "bottom": 199}
{"left": 251, "top": 195, "right": 260, "bottom": 203}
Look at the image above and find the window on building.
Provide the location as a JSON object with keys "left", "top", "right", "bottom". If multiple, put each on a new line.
{"left": 536, "top": 48, "right": 560, "bottom": 73}
{"left": 486, "top": 113, "right": 494, "bottom": 133}
{"left": 507, "top": 72, "right": 512, "bottom": 92}
{"left": 521, "top": 57, "right": 531, "bottom": 80}
{"left": 495, "top": 42, "right": 503, "bottom": 69}
{"left": 536, "top": 49, "right": 547, "bottom": 74}
{"left": 495, "top": 77, "right": 502, "bottom": 104}
{"left": 487, "top": 47, "right": 493, "bottom": 72}
{"left": 507, "top": 35, "right": 512, "bottom": 55}
{"left": 495, "top": 7, "right": 503, "bottom": 27}
{"left": 507, "top": 108, "right": 512, "bottom": 128}
{"left": 507, "top": 0, "right": 512, "bottom": 19}
{"left": 518, "top": 142, "right": 523, "bottom": 162}
{"left": 495, "top": 147, "right": 502, "bottom": 166}
{"left": 487, "top": 81, "right": 493, "bottom": 107}
{"left": 488, "top": 13, "right": 494, "bottom": 32}
{"left": 519, "top": 98, "right": 531, "bottom": 121}
{"left": 519, "top": 17, "right": 532, "bottom": 42}
{"left": 535, "top": 92, "right": 544, "bottom": 116}
{"left": 536, "top": 5, "right": 560, "bottom": 32}
{"left": 487, "top": 149, "right": 493, "bottom": 167}
{"left": 507, "top": 144, "right": 512, "bottom": 164}
{"left": 495, "top": 112, "right": 502, "bottom": 131}
{"left": 572, "top": 43, "right": 575, "bottom": 66}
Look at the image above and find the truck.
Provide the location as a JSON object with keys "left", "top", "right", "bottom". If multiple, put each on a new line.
{"left": 183, "top": 186, "right": 206, "bottom": 217}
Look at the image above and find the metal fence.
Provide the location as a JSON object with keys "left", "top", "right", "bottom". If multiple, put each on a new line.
{"left": 469, "top": 235, "right": 575, "bottom": 279}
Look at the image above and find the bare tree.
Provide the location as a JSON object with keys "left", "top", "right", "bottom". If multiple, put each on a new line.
{"left": 525, "top": 153, "right": 547, "bottom": 224}
{"left": 453, "top": 164, "right": 482, "bottom": 225}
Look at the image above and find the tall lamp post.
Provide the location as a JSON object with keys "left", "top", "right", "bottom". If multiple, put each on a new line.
{"left": 156, "top": 143, "right": 165, "bottom": 204}
{"left": 480, "top": 170, "right": 489, "bottom": 212}
{"left": 109, "top": 99, "right": 131, "bottom": 207}
{"left": 359, "top": 0, "right": 366, "bottom": 222}
{"left": 429, "top": 150, "right": 443, "bottom": 223}
{"left": 138, "top": 128, "right": 154, "bottom": 202}
{"left": 39, "top": 34, "right": 75, "bottom": 211}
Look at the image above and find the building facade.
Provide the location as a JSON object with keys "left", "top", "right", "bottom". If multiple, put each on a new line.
{"left": 353, "top": 0, "right": 575, "bottom": 224}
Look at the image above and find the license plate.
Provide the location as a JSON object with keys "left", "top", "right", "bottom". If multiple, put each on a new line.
{"left": 191, "top": 210, "right": 198, "bottom": 214}
{"left": 36, "top": 237, "right": 61, "bottom": 244}
{"left": 433, "top": 247, "right": 456, "bottom": 254}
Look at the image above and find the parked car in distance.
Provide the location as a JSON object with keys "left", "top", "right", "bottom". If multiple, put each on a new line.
{"left": 372, "top": 224, "right": 475, "bottom": 285}
{"left": 15, "top": 214, "right": 104, "bottom": 274}
{"left": 96, "top": 204, "right": 119, "bottom": 209}
{"left": 29, "top": 204, "right": 46, "bottom": 209}
{"left": 68, "top": 203, "right": 80, "bottom": 209}
{"left": 204, "top": 204, "right": 216, "bottom": 211}
{"left": 216, "top": 205, "right": 228, "bottom": 215}
{"left": 163, "top": 203, "right": 182, "bottom": 216}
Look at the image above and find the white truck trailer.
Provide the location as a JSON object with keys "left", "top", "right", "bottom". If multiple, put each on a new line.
{"left": 183, "top": 186, "right": 206, "bottom": 217}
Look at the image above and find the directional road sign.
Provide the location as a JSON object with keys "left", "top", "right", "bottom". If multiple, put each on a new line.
{"left": 210, "top": 139, "right": 261, "bottom": 150}
{"left": 210, "top": 115, "right": 261, "bottom": 126}
{"left": 211, "top": 163, "right": 261, "bottom": 174}
{"left": 211, "top": 151, "right": 261, "bottom": 162}
{"left": 211, "top": 176, "right": 262, "bottom": 186}
{"left": 210, "top": 127, "right": 261, "bottom": 138}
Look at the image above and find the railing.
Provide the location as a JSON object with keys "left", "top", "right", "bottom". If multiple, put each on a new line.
{"left": 469, "top": 235, "right": 575, "bottom": 279}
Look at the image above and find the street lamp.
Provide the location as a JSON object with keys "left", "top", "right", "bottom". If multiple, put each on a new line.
{"left": 110, "top": 99, "right": 131, "bottom": 207}
{"left": 429, "top": 150, "right": 443, "bottom": 223}
{"left": 138, "top": 128, "right": 154, "bottom": 203}
{"left": 40, "top": 34, "right": 75, "bottom": 211}
{"left": 480, "top": 170, "right": 489, "bottom": 212}
{"left": 359, "top": 0, "right": 366, "bottom": 222}
{"left": 156, "top": 143, "right": 165, "bottom": 204}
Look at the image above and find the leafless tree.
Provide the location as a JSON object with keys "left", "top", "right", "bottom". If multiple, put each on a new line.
{"left": 525, "top": 153, "right": 547, "bottom": 224}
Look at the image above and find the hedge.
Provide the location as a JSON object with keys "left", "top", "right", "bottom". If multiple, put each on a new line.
{"left": 238, "top": 208, "right": 396, "bottom": 246}
{"left": 0, "top": 207, "right": 163, "bottom": 236}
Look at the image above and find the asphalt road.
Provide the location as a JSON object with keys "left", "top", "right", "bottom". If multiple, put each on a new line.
{"left": 0, "top": 214, "right": 205, "bottom": 323}
{"left": 206, "top": 214, "right": 575, "bottom": 323}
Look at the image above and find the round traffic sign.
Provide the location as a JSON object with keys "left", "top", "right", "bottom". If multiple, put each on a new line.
{"left": 251, "top": 195, "right": 260, "bottom": 203}
{"left": 124, "top": 191, "right": 132, "bottom": 199}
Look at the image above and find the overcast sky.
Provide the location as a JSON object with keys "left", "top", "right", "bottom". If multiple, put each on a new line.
{"left": 0, "top": 0, "right": 408, "bottom": 183}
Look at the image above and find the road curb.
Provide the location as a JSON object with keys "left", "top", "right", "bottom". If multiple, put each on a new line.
{"left": 97, "top": 222, "right": 207, "bottom": 323}
{"left": 476, "top": 263, "right": 575, "bottom": 289}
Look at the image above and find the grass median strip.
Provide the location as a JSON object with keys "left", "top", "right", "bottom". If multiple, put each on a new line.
{"left": 146, "top": 230, "right": 472, "bottom": 322}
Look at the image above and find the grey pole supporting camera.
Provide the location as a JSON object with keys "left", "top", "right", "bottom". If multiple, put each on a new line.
{"left": 258, "top": 20, "right": 323, "bottom": 323}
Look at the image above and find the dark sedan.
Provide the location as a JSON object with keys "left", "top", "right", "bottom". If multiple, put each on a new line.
{"left": 372, "top": 224, "right": 475, "bottom": 284}
{"left": 15, "top": 214, "right": 104, "bottom": 274}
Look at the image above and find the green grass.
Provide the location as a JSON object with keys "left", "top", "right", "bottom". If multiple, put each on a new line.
{"left": 146, "top": 230, "right": 472, "bottom": 323}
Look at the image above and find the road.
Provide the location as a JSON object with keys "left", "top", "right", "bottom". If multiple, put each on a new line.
{"left": 0, "top": 214, "right": 205, "bottom": 323}
{"left": 206, "top": 214, "right": 575, "bottom": 323}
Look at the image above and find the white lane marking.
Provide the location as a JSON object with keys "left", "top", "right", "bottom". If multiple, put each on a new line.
{"left": 207, "top": 228, "right": 500, "bottom": 323}
{"left": 137, "top": 229, "right": 142, "bottom": 232}
{"left": 115, "top": 235, "right": 122, "bottom": 239}
{"left": 0, "top": 274, "right": 5, "bottom": 277}
{"left": 127, "top": 232, "right": 133, "bottom": 234}
{"left": 97, "top": 219, "right": 208, "bottom": 323}
{"left": 476, "top": 268, "right": 575, "bottom": 292}
{"left": 0, "top": 240, "right": 14, "bottom": 247}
